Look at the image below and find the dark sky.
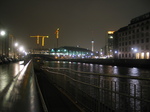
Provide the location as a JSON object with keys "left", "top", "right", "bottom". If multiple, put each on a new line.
{"left": 0, "top": 0, "right": 150, "bottom": 51}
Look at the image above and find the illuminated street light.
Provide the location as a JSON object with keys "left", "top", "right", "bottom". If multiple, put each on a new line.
{"left": 131, "top": 48, "right": 138, "bottom": 52}
{"left": 134, "top": 49, "right": 137, "bottom": 52}
{"left": 0, "top": 30, "right": 6, "bottom": 55}
{"left": 14, "top": 43, "right": 19, "bottom": 47}
{"left": 14, "top": 43, "right": 19, "bottom": 59}
{"left": 19, "top": 46, "right": 24, "bottom": 52}
{"left": 115, "top": 51, "right": 118, "bottom": 54}
{"left": 0, "top": 30, "right": 6, "bottom": 36}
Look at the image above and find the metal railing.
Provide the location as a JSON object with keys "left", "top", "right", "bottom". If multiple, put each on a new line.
{"left": 41, "top": 66, "right": 150, "bottom": 112}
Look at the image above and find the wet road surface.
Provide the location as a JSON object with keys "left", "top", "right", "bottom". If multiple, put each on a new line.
{"left": 0, "top": 61, "right": 43, "bottom": 112}
{"left": 0, "top": 61, "right": 24, "bottom": 93}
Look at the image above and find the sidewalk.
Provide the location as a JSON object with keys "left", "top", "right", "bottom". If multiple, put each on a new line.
{"left": 0, "top": 61, "right": 43, "bottom": 112}
{"left": 35, "top": 70, "right": 82, "bottom": 112}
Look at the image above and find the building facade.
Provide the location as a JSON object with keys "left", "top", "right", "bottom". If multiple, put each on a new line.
{"left": 49, "top": 46, "right": 93, "bottom": 59}
{"left": 114, "top": 12, "right": 150, "bottom": 59}
{"left": 101, "top": 31, "right": 115, "bottom": 58}
{"left": 106, "top": 31, "right": 115, "bottom": 58}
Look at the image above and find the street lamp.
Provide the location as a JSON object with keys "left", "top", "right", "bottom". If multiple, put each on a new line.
{"left": 0, "top": 30, "right": 6, "bottom": 55}
{"left": 131, "top": 48, "right": 137, "bottom": 52}
{"left": 134, "top": 49, "right": 137, "bottom": 52}
{"left": 14, "top": 43, "right": 18, "bottom": 47}
{"left": 131, "top": 47, "right": 138, "bottom": 59}
{"left": 0, "top": 30, "right": 6, "bottom": 36}
{"left": 14, "top": 42, "right": 19, "bottom": 59}
{"left": 19, "top": 46, "right": 24, "bottom": 52}
{"left": 14, "top": 43, "right": 26, "bottom": 60}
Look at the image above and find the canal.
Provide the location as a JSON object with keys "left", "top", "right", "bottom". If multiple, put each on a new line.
{"left": 42, "top": 60, "right": 150, "bottom": 111}
{"left": 43, "top": 60, "right": 150, "bottom": 77}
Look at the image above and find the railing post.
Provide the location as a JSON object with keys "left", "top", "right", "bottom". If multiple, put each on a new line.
{"left": 111, "top": 81, "right": 113, "bottom": 110}
{"left": 134, "top": 84, "right": 136, "bottom": 112}
{"left": 114, "top": 81, "right": 117, "bottom": 111}
{"left": 140, "top": 85, "right": 142, "bottom": 112}
{"left": 98, "top": 75, "right": 100, "bottom": 112}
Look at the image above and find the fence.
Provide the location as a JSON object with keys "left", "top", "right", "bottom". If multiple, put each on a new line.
{"left": 41, "top": 66, "right": 150, "bottom": 112}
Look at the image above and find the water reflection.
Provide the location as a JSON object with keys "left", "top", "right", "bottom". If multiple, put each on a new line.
{"left": 44, "top": 61, "right": 150, "bottom": 78}
{"left": 44, "top": 61, "right": 150, "bottom": 95}
{"left": 113, "top": 66, "right": 119, "bottom": 74}
{"left": 44, "top": 61, "right": 150, "bottom": 89}
{"left": 128, "top": 67, "right": 139, "bottom": 76}
{"left": 44, "top": 61, "right": 150, "bottom": 111}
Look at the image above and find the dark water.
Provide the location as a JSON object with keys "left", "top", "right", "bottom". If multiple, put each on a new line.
{"left": 43, "top": 61, "right": 150, "bottom": 78}
{"left": 43, "top": 60, "right": 150, "bottom": 89}
{"left": 43, "top": 61, "right": 150, "bottom": 111}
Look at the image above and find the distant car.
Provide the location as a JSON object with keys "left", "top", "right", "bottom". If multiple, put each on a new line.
{"left": 1, "top": 57, "right": 9, "bottom": 63}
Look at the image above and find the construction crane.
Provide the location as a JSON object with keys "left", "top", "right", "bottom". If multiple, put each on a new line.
{"left": 30, "top": 35, "right": 49, "bottom": 46}
{"left": 55, "top": 28, "right": 59, "bottom": 47}
{"left": 55, "top": 28, "right": 59, "bottom": 39}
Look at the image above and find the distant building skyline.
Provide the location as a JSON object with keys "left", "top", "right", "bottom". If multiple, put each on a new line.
{"left": 1, "top": 1, "right": 150, "bottom": 51}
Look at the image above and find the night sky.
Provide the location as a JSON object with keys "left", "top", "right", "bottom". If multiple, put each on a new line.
{"left": 0, "top": 0, "right": 150, "bottom": 51}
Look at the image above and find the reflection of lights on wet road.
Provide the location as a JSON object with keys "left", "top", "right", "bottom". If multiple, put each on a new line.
{"left": 14, "top": 61, "right": 24, "bottom": 77}
{"left": 0, "top": 62, "right": 24, "bottom": 92}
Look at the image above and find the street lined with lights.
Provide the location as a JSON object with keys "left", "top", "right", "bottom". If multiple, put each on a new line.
{"left": 14, "top": 42, "right": 27, "bottom": 59}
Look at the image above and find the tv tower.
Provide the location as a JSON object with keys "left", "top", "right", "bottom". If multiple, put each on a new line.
{"left": 91, "top": 40, "right": 94, "bottom": 52}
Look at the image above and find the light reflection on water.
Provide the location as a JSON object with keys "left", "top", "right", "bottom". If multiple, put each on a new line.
{"left": 44, "top": 60, "right": 150, "bottom": 91}
{"left": 44, "top": 61, "right": 150, "bottom": 89}
{"left": 44, "top": 61, "right": 150, "bottom": 111}
{"left": 44, "top": 61, "right": 150, "bottom": 87}
{"left": 44, "top": 61, "right": 150, "bottom": 78}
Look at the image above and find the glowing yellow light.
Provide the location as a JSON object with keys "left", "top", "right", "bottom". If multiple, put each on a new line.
{"left": 30, "top": 35, "right": 49, "bottom": 46}
{"left": 55, "top": 28, "right": 59, "bottom": 39}
{"left": 108, "top": 31, "right": 115, "bottom": 34}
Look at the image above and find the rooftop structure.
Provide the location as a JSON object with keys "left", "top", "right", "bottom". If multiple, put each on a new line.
{"left": 49, "top": 46, "right": 93, "bottom": 59}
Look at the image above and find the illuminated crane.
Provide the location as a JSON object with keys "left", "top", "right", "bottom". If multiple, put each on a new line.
{"left": 55, "top": 28, "right": 59, "bottom": 48}
{"left": 30, "top": 35, "right": 49, "bottom": 46}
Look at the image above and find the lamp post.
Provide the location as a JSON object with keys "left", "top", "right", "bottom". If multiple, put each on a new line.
{"left": 0, "top": 31, "right": 6, "bottom": 36}
{"left": 14, "top": 43, "right": 27, "bottom": 60}
{"left": 131, "top": 48, "right": 138, "bottom": 59}
{"left": 14, "top": 42, "right": 19, "bottom": 59}
{"left": 0, "top": 30, "right": 6, "bottom": 56}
